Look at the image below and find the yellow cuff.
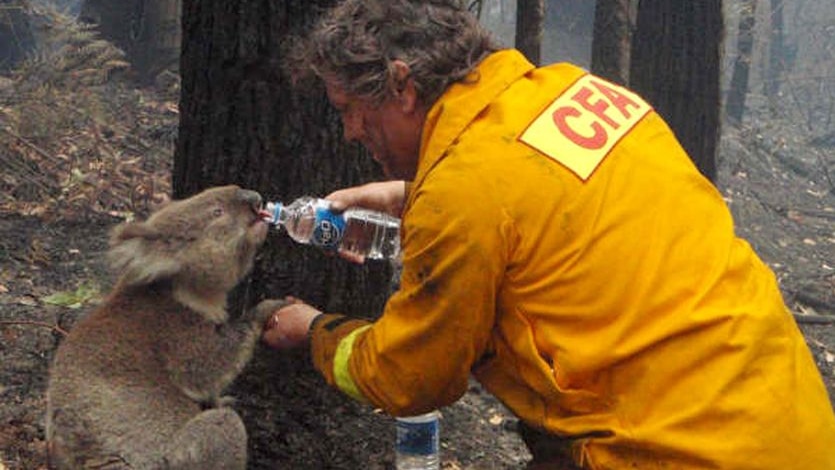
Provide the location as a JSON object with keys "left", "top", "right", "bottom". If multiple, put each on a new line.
{"left": 334, "top": 325, "right": 372, "bottom": 402}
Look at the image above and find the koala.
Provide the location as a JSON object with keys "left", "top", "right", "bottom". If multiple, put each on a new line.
{"left": 46, "top": 185, "right": 286, "bottom": 469}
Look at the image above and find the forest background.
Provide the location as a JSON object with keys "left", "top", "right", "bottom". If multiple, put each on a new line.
{"left": 0, "top": 0, "right": 833, "bottom": 468}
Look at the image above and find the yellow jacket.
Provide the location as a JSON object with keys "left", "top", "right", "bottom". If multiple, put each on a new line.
{"left": 310, "top": 49, "right": 835, "bottom": 469}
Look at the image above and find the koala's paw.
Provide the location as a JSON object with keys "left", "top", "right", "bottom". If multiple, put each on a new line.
{"left": 251, "top": 298, "right": 290, "bottom": 324}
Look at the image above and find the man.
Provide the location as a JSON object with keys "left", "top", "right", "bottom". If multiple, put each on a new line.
{"left": 263, "top": 1, "right": 835, "bottom": 468}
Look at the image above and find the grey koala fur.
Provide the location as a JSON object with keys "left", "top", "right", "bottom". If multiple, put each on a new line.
{"left": 46, "top": 185, "right": 287, "bottom": 469}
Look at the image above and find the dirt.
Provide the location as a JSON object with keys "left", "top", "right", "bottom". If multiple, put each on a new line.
{"left": 2, "top": 129, "right": 834, "bottom": 469}
{"left": 0, "top": 211, "right": 532, "bottom": 469}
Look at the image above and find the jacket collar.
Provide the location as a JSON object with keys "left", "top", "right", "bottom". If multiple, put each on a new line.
{"left": 411, "top": 49, "right": 535, "bottom": 193}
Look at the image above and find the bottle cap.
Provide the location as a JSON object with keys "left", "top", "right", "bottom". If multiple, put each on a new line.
{"left": 273, "top": 202, "right": 284, "bottom": 224}
{"left": 270, "top": 202, "right": 283, "bottom": 225}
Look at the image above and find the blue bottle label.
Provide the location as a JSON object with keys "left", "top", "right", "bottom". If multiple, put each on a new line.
{"left": 312, "top": 207, "right": 345, "bottom": 250}
{"left": 396, "top": 418, "right": 439, "bottom": 456}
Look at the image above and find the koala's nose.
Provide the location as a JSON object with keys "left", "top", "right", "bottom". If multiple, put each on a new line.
{"left": 238, "top": 189, "right": 263, "bottom": 209}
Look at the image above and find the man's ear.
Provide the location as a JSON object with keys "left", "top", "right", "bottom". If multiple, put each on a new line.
{"left": 391, "top": 59, "right": 418, "bottom": 113}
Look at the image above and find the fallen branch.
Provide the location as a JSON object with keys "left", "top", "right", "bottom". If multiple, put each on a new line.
{"left": 792, "top": 290, "right": 835, "bottom": 316}
{"left": 0, "top": 320, "right": 68, "bottom": 336}
{"left": 0, "top": 151, "right": 53, "bottom": 193}
{"left": 792, "top": 208, "right": 835, "bottom": 221}
{"left": 807, "top": 336, "right": 830, "bottom": 351}
{"left": 794, "top": 313, "right": 835, "bottom": 325}
{"left": 0, "top": 125, "right": 60, "bottom": 164}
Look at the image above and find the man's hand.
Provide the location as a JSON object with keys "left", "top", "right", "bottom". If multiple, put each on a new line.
{"left": 325, "top": 180, "right": 408, "bottom": 217}
{"left": 261, "top": 297, "right": 323, "bottom": 349}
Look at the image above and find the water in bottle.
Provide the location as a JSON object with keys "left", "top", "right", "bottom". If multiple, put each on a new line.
{"left": 395, "top": 411, "right": 440, "bottom": 470}
{"left": 264, "top": 196, "right": 400, "bottom": 263}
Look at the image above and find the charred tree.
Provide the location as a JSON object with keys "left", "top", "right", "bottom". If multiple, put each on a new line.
{"left": 591, "top": 0, "right": 633, "bottom": 85}
{"left": 0, "top": 0, "right": 35, "bottom": 72}
{"left": 630, "top": 0, "right": 723, "bottom": 183}
{"left": 79, "top": 0, "right": 180, "bottom": 81}
{"left": 725, "top": 0, "right": 757, "bottom": 124}
{"left": 766, "top": 0, "right": 788, "bottom": 97}
{"left": 174, "top": 0, "right": 394, "bottom": 467}
{"left": 515, "top": 0, "right": 544, "bottom": 65}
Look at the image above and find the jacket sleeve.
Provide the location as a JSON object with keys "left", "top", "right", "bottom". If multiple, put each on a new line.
{"left": 310, "top": 161, "right": 514, "bottom": 416}
{"left": 310, "top": 314, "right": 373, "bottom": 402}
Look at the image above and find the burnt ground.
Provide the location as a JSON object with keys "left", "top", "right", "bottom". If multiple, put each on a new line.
{"left": 2, "top": 118, "right": 834, "bottom": 469}
{"left": 0, "top": 212, "right": 532, "bottom": 470}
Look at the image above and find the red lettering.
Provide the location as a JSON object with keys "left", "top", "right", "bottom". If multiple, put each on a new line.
{"left": 590, "top": 79, "right": 641, "bottom": 120}
{"left": 572, "top": 87, "right": 619, "bottom": 129}
{"left": 552, "top": 106, "right": 607, "bottom": 149}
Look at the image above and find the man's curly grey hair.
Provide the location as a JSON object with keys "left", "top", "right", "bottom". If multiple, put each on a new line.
{"left": 290, "top": 0, "right": 499, "bottom": 106}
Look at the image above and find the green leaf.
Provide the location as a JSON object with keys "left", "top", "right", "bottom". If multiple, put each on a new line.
{"left": 42, "top": 282, "right": 100, "bottom": 309}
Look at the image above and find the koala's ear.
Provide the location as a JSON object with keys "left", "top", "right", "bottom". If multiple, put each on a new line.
{"left": 108, "top": 221, "right": 182, "bottom": 286}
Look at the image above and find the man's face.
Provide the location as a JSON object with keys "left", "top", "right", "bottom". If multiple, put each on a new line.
{"left": 325, "top": 80, "right": 423, "bottom": 180}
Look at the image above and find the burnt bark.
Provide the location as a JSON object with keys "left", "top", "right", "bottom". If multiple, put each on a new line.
{"left": 175, "top": 0, "right": 390, "bottom": 313}
{"left": 766, "top": 0, "right": 787, "bottom": 97}
{"left": 0, "top": 0, "right": 35, "bottom": 72}
{"left": 174, "top": 1, "right": 394, "bottom": 467}
{"left": 79, "top": 0, "right": 181, "bottom": 81}
{"left": 725, "top": 0, "right": 757, "bottom": 124}
{"left": 630, "top": 0, "right": 723, "bottom": 183}
{"left": 515, "top": 0, "right": 544, "bottom": 66}
{"left": 591, "top": 0, "right": 633, "bottom": 85}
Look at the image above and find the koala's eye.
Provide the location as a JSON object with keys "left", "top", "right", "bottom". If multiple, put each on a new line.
{"left": 212, "top": 207, "right": 224, "bottom": 218}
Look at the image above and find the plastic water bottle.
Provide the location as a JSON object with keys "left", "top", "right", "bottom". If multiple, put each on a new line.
{"left": 264, "top": 196, "right": 400, "bottom": 262}
{"left": 395, "top": 411, "right": 440, "bottom": 470}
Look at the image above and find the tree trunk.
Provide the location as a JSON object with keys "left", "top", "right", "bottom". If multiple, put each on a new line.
{"left": 766, "top": 0, "right": 786, "bottom": 97}
{"left": 0, "top": 0, "right": 35, "bottom": 72}
{"left": 591, "top": 0, "right": 633, "bottom": 85}
{"left": 175, "top": 0, "right": 395, "bottom": 467}
{"left": 629, "top": 0, "right": 723, "bottom": 183}
{"left": 515, "top": 0, "right": 544, "bottom": 65}
{"left": 725, "top": 0, "right": 757, "bottom": 124}
{"left": 79, "top": 0, "right": 181, "bottom": 81}
{"left": 141, "top": 0, "right": 181, "bottom": 77}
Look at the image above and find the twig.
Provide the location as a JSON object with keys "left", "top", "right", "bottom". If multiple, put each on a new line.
{"left": 0, "top": 125, "right": 60, "bottom": 164}
{"left": 0, "top": 152, "right": 53, "bottom": 193}
{"left": 813, "top": 148, "right": 834, "bottom": 193}
{"left": 807, "top": 336, "right": 830, "bottom": 351}
{"left": 793, "top": 290, "right": 835, "bottom": 315}
{"left": 789, "top": 207, "right": 835, "bottom": 221}
{"left": 794, "top": 313, "right": 835, "bottom": 325}
{"left": 0, "top": 320, "right": 68, "bottom": 336}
